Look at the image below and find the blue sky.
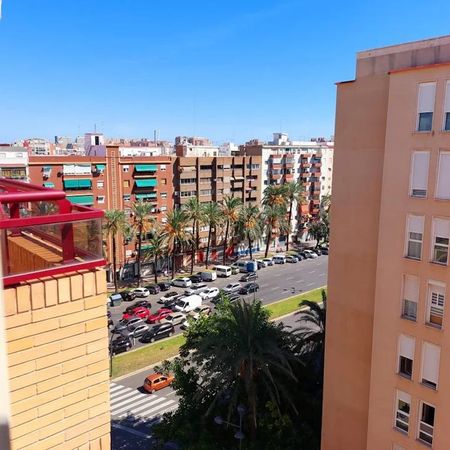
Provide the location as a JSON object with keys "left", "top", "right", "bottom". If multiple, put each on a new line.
{"left": 1, "top": 0, "right": 450, "bottom": 144}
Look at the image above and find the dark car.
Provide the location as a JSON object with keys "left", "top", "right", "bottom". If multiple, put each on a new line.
{"left": 320, "top": 247, "right": 329, "bottom": 255}
{"left": 158, "top": 291, "right": 182, "bottom": 305}
{"left": 313, "top": 248, "right": 322, "bottom": 256}
{"left": 121, "top": 291, "right": 137, "bottom": 302}
{"left": 257, "top": 261, "right": 265, "bottom": 269}
{"left": 140, "top": 323, "right": 175, "bottom": 343}
{"left": 124, "top": 300, "right": 152, "bottom": 314}
{"left": 239, "top": 283, "right": 259, "bottom": 295}
{"left": 212, "top": 293, "right": 240, "bottom": 305}
{"left": 146, "top": 284, "right": 161, "bottom": 295}
{"left": 239, "top": 272, "right": 258, "bottom": 282}
{"left": 107, "top": 311, "right": 114, "bottom": 328}
{"left": 158, "top": 281, "right": 171, "bottom": 291}
{"left": 110, "top": 337, "right": 132, "bottom": 355}
{"left": 295, "top": 253, "right": 305, "bottom": 261}
{"left": 189, "top": 274, "right": 203, "bottom": 283}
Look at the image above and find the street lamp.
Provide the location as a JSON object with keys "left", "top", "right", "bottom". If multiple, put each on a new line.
{"left": 214, "top": 404, "right": 246, "bottom": 449}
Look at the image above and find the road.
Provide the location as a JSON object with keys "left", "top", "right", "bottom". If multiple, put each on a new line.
{"left": 108, "top": 255, "right": 328, "bottom": 351}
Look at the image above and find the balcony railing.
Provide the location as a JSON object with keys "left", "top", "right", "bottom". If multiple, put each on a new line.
{"left": 0, "top": 178, "right": 105, "bottom": 286}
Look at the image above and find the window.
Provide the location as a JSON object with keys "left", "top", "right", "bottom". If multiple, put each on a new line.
{"left": 418, "top": 402, "right": 435, "bottom": 445}
{"left": 200, "top": 190, "right": 212, "bottom": 196}
{"left": 123, "top": 195, "right": 131, "bottom": 202}
{"left": 97, "top": 196, "right": 105, "bottom": 204}
{"left": 431, "top": 218, "right": 450, "bottom": 264}
{"left": 395, "top": 391, "right": 411, "bottom": 433}
{"left": 427, "top": 282, "right": 445, "bottom": 328}
{"left": 97, "top": 181, "right": 104, "bottom": 189}
{"left": 123, "top": 180, "right": 130, "bottom": 188}
{"left": 402, "top": 274, "right": 419, "bottom": 321}
{"left": 417, "top": 82, "right": 436, "bottom": 131}
{"left": 160, "top": 164, "right": 166, "bottom": 171}
{"left": 443, "top": 81, "right": 450, "bottom": 131}
{"left": 409, "top": 151, "right": 429, "bottom": 197}
{"left": 161, "top": 178, "right": 167, "bottom": 185}
{"left": 63, "top": 164, "right": 91, "bottom": 175}
{"left": 398, "top": 334, "right": 415, "bottom": 379}
{"left": 436, "top": 152, "right": 450, "bottom": 199}
{"left": 160, "top": 192, "right": 167, "bottom": 199}
{"left": 405, "top": 215, "right": 424, "bottom": 259}
{"left": 180, "top": 178, "right": 196, "bottom": 184}
{"left": 122, "top": 165, "right": 129, "bottom": 172}
{"left": 200, "top": 165, "right": 212, "bottom": 170}
{"left": 421, "top": 342, "right": 440, "bottom": 389}
{"left": 160, "top": 206, "right": 167, "bottom": 212}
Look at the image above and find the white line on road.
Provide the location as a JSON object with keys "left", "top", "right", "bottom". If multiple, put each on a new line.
{"left": 128, "top": 399, "right": 175, "bottom": 418}
{"left": 306, "top": 282, "right": 315, "bottom": 287}
{"left": 110, "top": 384, "right": 123, "bottom": 393}
{"left": 308, "top": 271, "right": 316, "bottom": 274}
{"left": 110, "top": 388, "right": 135, "bottom": 401}
{"left": 111, "top": 423, "right": 152, "bottom": 439}
{"left": 111, "top": 391, "right": 147, "bottom": 409}
{"left": 112, "top": 395, "right": 167, "bottom": 416}
{"left": 270, "top": 286, "right": 278, "bottom": 291}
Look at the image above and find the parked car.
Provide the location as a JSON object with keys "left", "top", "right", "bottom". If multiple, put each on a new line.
{"left": 262, "top": 258, "right": 274, "bottom": 266}
{"left": 312, "top": 247, "right": 322, "bottom": 256}
{"left": 110, "top": 337, "right": 132, "bottom": 355}
{"left": 114, "top": 317, "right": 145, "bottom": 333}
{"left": 189, "top": 274, "right": 203, "bottom": 283}
{"left": 319, "top": 246, "right": 329, "bottom": 255}
{"left": 121, "top": 291, "right": 136, "bottom": 302}
{"left": 240, "top": 272, "right": 258, "bottom": 282}
{"left": 190, "top": 305, "right": 212, "bottom": 318}
{"left": 223, "top": 282, "right": 241, "bottom": 294}
{"left": 140, "top": 323, "right": 175, "bottom": 343}
{"left": 160, "top": 312, "right": 186, "bottom": 326}
{"left": 107, "top": 311, "right": 113, "bottom": 328}
{"left": 285, "top": 255, "right": 298, "bottom": 263}
{"left": 239, "top": 282, "right": 260, "bottom": 295}
{"left": 146, "top": 284, "right": 161, "bottom": 295}
{"left": 147, "top": 308, "right": 173, "bottom": 324}
{"left": 123, "top": 300, "right": 152, "bottom": 314}
{"left": 173, "top": 294, "right": 202, "bottom": 314}
{"left": 143, "top": 372, "right": 175, "bottom": 393}
{"left": 272, "top": 255, "right": 286, "bottom": 264}
{"left": 230, "top": 264, "right": 240, "bottom": 275}
{"left": 200, "top": 271, "right": 217, "bottom": 281}
{"left": 171, "top": 277, "right": 192, "bottom": 288}
{"left": 158, "top": 291, "right": 182, "bottom": 304}
{"left": 295, "top": 252, "right": 305, "bottom": 261}
{"left": 212, "top": 292, "right": 240, "bottom": 305}
{"left": 184, "top": 283, "right": 208, "bottom": 295}
{"left": 256, "top": 260, "right": 266, "bottom": 269}
{"left": 131, "top": 287, "right": 150, "bottom": 298}
{"left": 303, "top": 249, "right": 318, "bottom": 259}
{"left": 122, "top": 306, "right": 150, "bottom": 320}
{"left": 199, "top": 287, "right": 220, "bottom": 300}
{"left": 157, "top": 281, "right": 171, "bottom": 291}
{"left": 122, "top": 323, "right": 149, "bottom": 339}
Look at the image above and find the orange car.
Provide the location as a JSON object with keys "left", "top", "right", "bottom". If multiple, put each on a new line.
{"left": 143, "top": 372, "right": 175, "bottom": 394}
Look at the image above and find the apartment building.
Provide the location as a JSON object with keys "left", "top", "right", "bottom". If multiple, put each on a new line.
{"left": 322, "top": 35, "right": 450, "bottom": 450}
{"left": 175, "top": 136, "right": 220, "bottom": 157}
{"left": 0, "top": 146, "right": 29, "bottom": 181}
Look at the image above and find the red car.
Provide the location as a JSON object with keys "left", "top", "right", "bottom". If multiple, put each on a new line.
{"left": 147, "top": 308, "right": 172, "bottom": 324}
{"left": 122, "top": 306, "right": 150, "bottom": 320}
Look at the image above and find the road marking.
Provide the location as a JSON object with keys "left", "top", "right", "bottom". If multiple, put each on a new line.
{"left": 111, "top": 391, "right": 146, "bottom": 409}
{"left": 111, "top": 423, "right": 152, "bottom": 439}
{"left": 124, "top": 399, "right": 175, "bottom": 418}
{"left": 110, "top": 388, "right": 135, "bottom": 401}
{"left": 110, "top": 383, "right": 123, "bottom": 392}
{"left": 308, "top": 270, "right": 316, "bottom": 274}
{"left": 112, "top": 395, "right": 167, "bottom": 416}
{"left": 306, "top": 282, "right": 315, "bottom": 287}
{"left": 270, "top": 286, "right": 278, "bottom": 291}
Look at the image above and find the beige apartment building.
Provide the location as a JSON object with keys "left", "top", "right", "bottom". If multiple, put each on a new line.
{"left": 323, "top": 35, "right": 450, "bottom": 450}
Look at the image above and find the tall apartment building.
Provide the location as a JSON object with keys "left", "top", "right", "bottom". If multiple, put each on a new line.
{"left": 323, "top": 35, "right": 450, "bottom": 450}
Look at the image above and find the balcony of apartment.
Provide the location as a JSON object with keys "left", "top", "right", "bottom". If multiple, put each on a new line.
{"left": 179, "top": 166, "right": 197, "bottom": 177}
{"left": 133, "top": 164, "right": 158, "bottom": 178}
{"left": 0, "top": 178, "right": 105, "bottom": 286}
{"left": 63, "top": 178, "right": 94, "bottom": 206}
{"left": 134, "top": 178, "right": 158, "bottom": 194}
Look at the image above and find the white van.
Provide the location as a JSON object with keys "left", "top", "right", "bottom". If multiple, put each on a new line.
{"left": 236, "top": 260, "right": 249, "bottom": 273}
{"left": 200, "top": 271, "right": 217, "bottom": 281}
{"left": 214, "top": 265, "right": 232, "bottom": 278}
{"left": 273, "top": 255, "right": 286, "bottom": 264}
{"left": 173, "top": 294, "right": 202, "bottom": 313}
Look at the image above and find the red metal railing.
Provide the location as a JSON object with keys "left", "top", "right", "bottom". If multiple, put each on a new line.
{"left": 0, "top": 178, "right": 105, "bottom": 286}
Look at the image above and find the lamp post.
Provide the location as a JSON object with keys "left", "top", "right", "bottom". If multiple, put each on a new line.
{"left": 214, "top": 404, "right": 246, "bottom": 449}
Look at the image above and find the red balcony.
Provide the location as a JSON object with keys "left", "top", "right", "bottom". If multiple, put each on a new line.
{"left": 0, "top": 178, "right": 105, "bottom": 286}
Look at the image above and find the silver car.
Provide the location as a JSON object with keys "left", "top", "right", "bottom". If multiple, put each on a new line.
{"left": 160, "top": 312, "right": 186, "bottom": 326}
{"left": 223, "top": 282, "right": 241, "bottom": 294}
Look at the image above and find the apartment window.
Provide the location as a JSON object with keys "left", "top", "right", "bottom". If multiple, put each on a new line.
{"left": 161, "top": 178, "right": 167, "bottom": 185}
{"left": 123, "top": 195, "right": 131, "bottom": 202}
{"left": 160, "top": 164, "right": 166, "bottom": 171}
{"left": 405, "top": 215, "right": 424, "bottom": 259}
{"left": 180, "top": 178, "right": 196, "bottom": 184}
{"left": 418, "top": 402, "right": 435, "bottom": 446}
{"left": 97, "top": 196, "right": 105, "bottom": 204}
{"left": 427, "top": 282, "right": 445, "bottom": 328}
{"left": 200, "top": 177, "right": 212, "bottom": 183}
{"left": 443, "top": 81, "right": 450, "bottom": 131}
{"left": 200, "top": 190, "right": 212, "bottom": 196}
{"left": 417, "top": 82, "right": 436, "bottom": 132}
{"left": 160, "top": 192, "right": 167, "bottom": 199}
{"left": 431, "top": 218, "right": 450, "bottom": 264}
{"left": 395, "top": 391, "right": 411, "bottom": 433}
{"left": 398, "top": 334, "right": 415, "bottom": 379}
{"left": 402, "top": 275, "right": 419, "bottom": 321}
{"left": 123, "top": 165, "right": 129, "bottom": 172}
{"left": 123, "top": 180, "right": 130, "bottom": 188}
{"left": 160, "top": 206, "right": 167, "bottom": 212}
{"left": 200, "top": 165, "right": 212, "bottom": 170}
{"left": 97, "top": 181, "right": 104, "bottom": 189}
{"left": 409, "top": 151, "right": 429, "bottom": 198}
{"left": 436, "top": 152, "right": 450, "bottom": 199}
{"left": 421, "top": 342, "right": 440, "bottom": 389}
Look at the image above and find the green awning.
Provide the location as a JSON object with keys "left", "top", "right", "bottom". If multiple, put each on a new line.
{"left": 135, "top": 193, "right": 157, "bottom": 199}
{"left": 42, "top": 166, "right": 52, "bottom": 171}
{"left": 63, "top": 179, "right": 92, "bottom": 189}
{"left": 67, "top": 195, "right": 94, "bottom": 205}
{"left": 135, "top": 179, "right": 157, "bottom": 188}
{"left": 96, "top": 164, "right": 105, "bottom": 171}
{"left": 43, "top": 182, "right": 55, "bottom": 188}
{"left": 141, "top": 244, "right": 153, "bottom": 250}
{"left": 135, "top": 164, "right": 157, "bottom": 172}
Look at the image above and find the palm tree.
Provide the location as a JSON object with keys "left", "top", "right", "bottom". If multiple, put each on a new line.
{"left": 104, "top": 209, "right": 127, "bottom": 292}
{"left": 262, "top": 204, "right": 287, "bottom": 257}
{"left": 203, "top": 202, "right": 222, "bottom": 269}
{"left": 131, "top": 201, "right": 154, "bottom": 286}
{"left": 236, "top": 205, "right": 262, "bottom": 260}
{"left": 285, "top": 181, "right": 305, "bottom": 251}
{"left": 262, "top": 184, "right": 287, "bottom": 207}
{"left": 184, "top": 198, "right": 205, "bottom": 274}
{"left": 142, "top": 228, "right": 167, "bottom": 284}
{"left": 221, "top": 196, "right": 242, "bottom": 264}
{"left": 164, "top": 208, "right": 191, "bottom": 278}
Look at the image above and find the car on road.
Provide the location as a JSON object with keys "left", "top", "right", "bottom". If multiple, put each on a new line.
{"left": 147, "top": 308, "right": 173, "bottom": 324}
{"left": 143, "top": 373, "right": 175, "bottom": 394}
{"left": 145, "top": 284, "right": 161, "bottom": 295}
{"left": 173, "top": 294, "right": 202, "bottom": 314}
{"left": 122, "top": 323, "right": 149, "bottom": 339}
{"left": 141, "top": 323, "right": 175, "bottom": 343}
{"left": 171, "top": 277, "right": 192, "bottom": 288}
{"left": 240, "top": 272, "right": 258, "bottom": 282}
{"left": 212, "top": 293, "right": 240, "bottom": 305}
{"left": 158, "top": 291, "right": 182, "bottom": 304}
{"left": 107, "top": 311, "right": 114, "bottom": 328}
{"left": 223, "top": 282, "right": 241, "bottom": 294}
{"left": 230, "top": 264, "right": 240, "bottom": 275}
{"left": 190, "top": 304, "right": 212, "bottom": 318}
{"left": 319, "top": 246, "right": 329, "bottom": 255}
{"left": 199, "top": 287, "right": 220, "bottom": 300}
{"left": 256, "top": 260, "right": 266, "bottom": 269}
{"left": 157, "top": 281, "right": 171, "bottom": 291}
{"left": 189, "top": 274, "right": 203, "bottom": 283}
{"left": 184, "top": 283, "right": 208, "bottom": 295}
{"left": 312, "top": 247, "right": 322, "bottom": 256}
{"left": 262, "top": 258, "right": 274, "bottom": 266}
{"left": 239, "top": 282, "right": 260, "bottom": 295}
{"left": 285, "top": 255, "right": 298, "bottom": 263}
{"left": 110, "top": 337, "right": 132, "bottom": 355}
{"left": 113, "top": 317, "right": 145, "bottom": 333}
{"left": 303, "top": 249, "right": 318, "bottom": 259}
{"left": 131, "top": 287, "right": 150, "bottom": 298}
{"left": 273, "top": 255, "right": 286, "bottom": 264}
{"left": 120, "top": 291, "right": 137, "bottom": 302}
{"left": 123, "top": 301, "right": 152, "bottom": 314}
{"left": 200, "top": 271, "right": 217, "bottom": 281}
{"left": 160, "top": 312, "right": 186, "bottom": 326}
{"left": 122, "top": 306, "right": 150, "bottom": 320}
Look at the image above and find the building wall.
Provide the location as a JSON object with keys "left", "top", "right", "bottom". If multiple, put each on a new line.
{"left": 4, "top": 269, "right": 110, "bottom": 450}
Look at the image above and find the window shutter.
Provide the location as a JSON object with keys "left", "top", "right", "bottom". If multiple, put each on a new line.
{"left": 410, "top": 152, "right": 429, "bottom": 197}
{"left": 399, "top": 334, "right": 415, "bottom": 360}
{"left": 422, "top": 342, "right": 440, "bottom": 386}
{"left": 418, "top": 82, "right": 436, "bottom": 113}
{"left": 397, "top": 390, "right": 411, "bottom": 405}
{"left": 433, "top": 218, "right": 450, "bottom": 239}
{"left": 444, "top": 81, "right": 450, "bottom": 114}
{"left": 436, "top": 153, "right": 450, "bottom": 199}
{"left": 430, "top": 284, "right": 445, "bottom": 308}
{"left": 404, "top": 275, "right": 419, "bottom": 302}
{"left": 408, "top": 215, "right": 424, "bottom": 234}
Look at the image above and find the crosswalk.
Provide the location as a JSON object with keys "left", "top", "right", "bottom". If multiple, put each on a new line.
{"left": 110, "top": 382, "right": 178, "bottom": 421}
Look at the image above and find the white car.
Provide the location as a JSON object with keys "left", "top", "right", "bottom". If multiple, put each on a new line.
{"left": 172, "top": 277, "right": 192, "bottom": 288}
{"left": 304, "top": 249, "right": 319, "bottom": 259}
{"left": 160, "top": 312, "right": 186, "bottom": 326}
{"left": 262, "top": 258, "right": 274, "bottom": 266}
{"left": 223, "top": 283, "right": 241, "bottom": 294}
{"left": 185, "top": 283, "right": 208, "bottom": 295}
{"left": 131, "top": 288, "right": 150, "bottom": 298}
{"left": 200, "top": 287, "right": 220, "bottom": 300}
{"left": 256, "top": 259, "right": 268, "bottom": 267}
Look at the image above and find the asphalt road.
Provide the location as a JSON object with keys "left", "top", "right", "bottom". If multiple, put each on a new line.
{"left": 108, "top": 255, "right": 328, "bottom": 351}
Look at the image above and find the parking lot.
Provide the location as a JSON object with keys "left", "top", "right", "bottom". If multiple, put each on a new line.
{"left": 108, "top": 255, "right": 328, "bottom": 352}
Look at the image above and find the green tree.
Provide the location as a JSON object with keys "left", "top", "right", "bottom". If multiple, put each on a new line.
{"left": 221, "top": 196, "right": 242, "bottom": 264}
{"left": 262, "top": 184, "right": 287, "bottom": 208}
{"left": 104, "top": 209, "right": 127, "bottom": 292}
{"left": 262, "top": 204, "right": 287, "bottom": 258}
{"left": 184, "top": 198, "right": 205, "bottom": 274}
{"left": 236, "top": 205, "right": 262, "bottom": 260}
{"left": 203, "top": 202, "right": 222, "bottom": 269}
{"left": 142, "top": 227, "right": 167, "bottom": 284}
{"left": 308, "top": 220, "right": 328, "bottom": 246}
{"left": 285, "top": 181, "right": 305, "bottom": 251}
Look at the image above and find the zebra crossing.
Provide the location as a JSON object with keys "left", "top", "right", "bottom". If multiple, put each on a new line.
{"left": 110, "top": 382, "right": 179, "bottom": 421}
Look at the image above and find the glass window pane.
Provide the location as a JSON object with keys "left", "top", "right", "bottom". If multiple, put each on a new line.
{"left": 445, "top": 112, "right": 450, "bottom": 131}
{"left": 418, "top": 112, "right": 433, "bottom": 131}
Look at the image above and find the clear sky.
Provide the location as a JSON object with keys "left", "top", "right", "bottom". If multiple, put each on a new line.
{"left": 1, "top": 0, "right": 450, "bottom": 144}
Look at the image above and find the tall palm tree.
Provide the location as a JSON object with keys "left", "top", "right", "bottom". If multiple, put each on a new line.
{"left": 164, "top": 208, "right": 191, "bottom": 278}
{"left": 131, "top": 201, "right": 154, "bottom": 286}
{"left": 262, "top": 204, "right": 287, "bottom": 258}
{"left": 104, "top": 209, "right": 127, "bottom": 292}
{"left": 142, "top": 228, "right": 167, "bottom": 284}
{"left": 262, "top": 184, "right": 287, "bottom": 207}
{"left": 285, "top": 181, "right": 305, "bottom": 251}
{"left": 221, "top": 196, "right": 242, "bottom": 264}
{"left": 236, "top": 205, "right": 262, "bottom": 260}
{"left": 184, "top": 198, "right": 205, "bottom": 274}
{"left": 203, "top": 202, "right": 222, "bottom": 269}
